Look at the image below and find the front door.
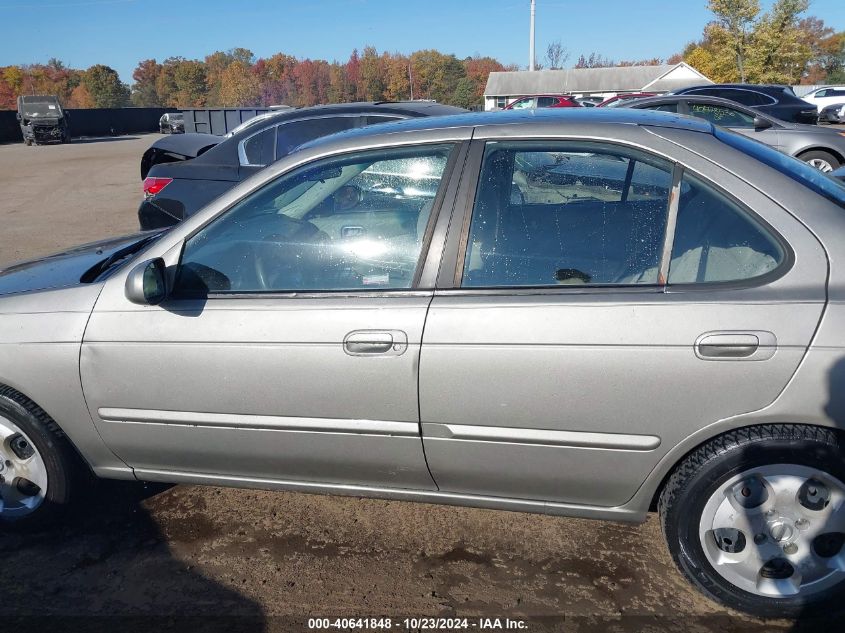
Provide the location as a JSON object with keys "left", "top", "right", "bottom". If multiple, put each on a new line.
{"left": 82, "top": 142, "right": 461, "bottom": 490}
{"left": 419, "top": 136, "right": 826, "bottom": 507}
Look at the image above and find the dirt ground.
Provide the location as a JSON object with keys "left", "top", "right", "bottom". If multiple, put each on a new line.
{"left": 0, "top": 134, "right": 840, "bottom": 632}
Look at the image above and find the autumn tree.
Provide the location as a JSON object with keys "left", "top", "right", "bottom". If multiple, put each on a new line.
{"left": 82, "top": 64, "right": 129, "bottom": 107}
{"left": 218, "top": 60, "right": 260, "bottom": 106}
{"left": 708, "top": 0, "right": 760, "bottom": 82}
{"left": 131, "top": 59, "right": 161, "bottom": 106}
{"left": 173, "top": 60, "right": 208, "bottom": 106}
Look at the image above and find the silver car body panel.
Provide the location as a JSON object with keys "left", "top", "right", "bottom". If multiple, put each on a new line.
{"left": 0, "top": 110, "right": 843, "bottom": 521}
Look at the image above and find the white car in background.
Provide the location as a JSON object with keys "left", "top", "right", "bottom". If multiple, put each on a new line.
{"left": 803, "top": 86, "right": 845, "bottom": 112}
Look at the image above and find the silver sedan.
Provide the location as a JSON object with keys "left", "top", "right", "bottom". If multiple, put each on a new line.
{"left": 2, "top": 109, "right": 845, "bottom": 618}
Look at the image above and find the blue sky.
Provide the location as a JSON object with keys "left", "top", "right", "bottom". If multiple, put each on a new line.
{"left": 1, "top": 0, "right": 844, "bottom": 83}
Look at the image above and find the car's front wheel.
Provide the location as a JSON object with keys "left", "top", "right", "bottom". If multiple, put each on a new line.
{"left": 0, "top": 388, "right": 80, "bottom": 528}
{"left": 660, "top": 425, "right": 845, "bottom": 617}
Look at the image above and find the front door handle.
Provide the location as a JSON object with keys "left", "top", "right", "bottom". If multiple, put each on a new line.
{"left": 695, "top": 331, "right": 777, "bottom": 361}
{"left": 344, "top": 330, "right": 408, "bottom": 356}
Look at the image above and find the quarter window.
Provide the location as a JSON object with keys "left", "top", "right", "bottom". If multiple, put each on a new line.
{"left": 177, "top": 144, "right": 454, "bottom": 294}
{"left": 462, "top": 143, "right": 674, "bottom": 287}
{"left": 667, "top": 174, "right": 783, "bottom": 283}
{"left": 241, "top": 127, "right": 275, "bottom": 166}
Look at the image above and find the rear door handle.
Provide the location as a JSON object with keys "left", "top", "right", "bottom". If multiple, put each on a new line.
{"left": 695, "top": 331, "right": 777, "bottom": 361}
{"left": 344, "top": 330, "right": 408, "bottom": 356}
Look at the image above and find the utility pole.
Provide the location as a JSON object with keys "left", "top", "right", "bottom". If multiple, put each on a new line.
{"left": 408, "top": 64, "right": 414, "bottom": 100}
{"left": 529, "top": 0, "right": 536, "bottom": 71}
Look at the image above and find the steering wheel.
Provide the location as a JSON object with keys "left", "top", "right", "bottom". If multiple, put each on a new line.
{"left": 252, "top": 215, "right": 332, "bottom": 291}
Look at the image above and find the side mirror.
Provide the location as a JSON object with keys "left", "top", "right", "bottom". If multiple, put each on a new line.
{"left": 753, "top": 115, "right": 773, "bottom": 131}
{"left": 125, "top": 258, "right": 169, "bottom": 305}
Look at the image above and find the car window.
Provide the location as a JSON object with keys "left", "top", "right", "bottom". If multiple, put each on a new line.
{"left": 832, "top": 89, "right": 845, "bottom": 98}
{"left": 461, "top": 142, "right": 674, "bottom": 287}
{"left": 644, "top": 103, "right": 679, "bottom": 113}
{"left": 718, "top": 89, "right": 768, "bottom": 106}
{"left": 815, "top": 89, "right": 830, "bottom": 97}
{"left": 177, "top": 144, "right": 454, "bottom": 294}
{"left": 537, "top": 97, "right": 557, "bottom": 107}
{"left": 688, "top": 103, "right": 755, "bottom": 128}
{"left": 667, "top": 174, "right": 784, "bottom": 283}
{"left": 363, "top": 115, "right": 403, "bottom": 126}
{"left": 275, "top": 117, "right": 359, "bottom": 159}
{"left": 242, "top": 127, "right": 275, "bottom": 166}
{"left": 510, "top": 98, "right": 534, "bottom": 109}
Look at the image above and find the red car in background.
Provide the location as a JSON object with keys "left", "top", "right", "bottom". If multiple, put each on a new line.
{"left": 504, "top": 95, "right": 582, "bottom": 110}
{"left": 596, "top": 92, "right": 658, "bottom": 107}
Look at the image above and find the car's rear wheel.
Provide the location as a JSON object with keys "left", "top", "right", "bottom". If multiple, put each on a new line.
{"left": 0, "top": 388, "right": 79, "bottom": 528}
{"left": 799, "top": 150, "right": 840, "bottom": 173}
{"left": 660, "top": 425, "right": 845, "bottom": 617}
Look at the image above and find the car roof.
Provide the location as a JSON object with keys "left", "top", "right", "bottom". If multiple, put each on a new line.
{"left": 225, "top": 101, "right": 467, "bottom": 139}
{"left": 299, "top": 107, "right": 715, "bottom": 151}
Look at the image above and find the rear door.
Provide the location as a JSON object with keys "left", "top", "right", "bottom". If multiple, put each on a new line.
{"left": 419, "top": 130, "right": 826, "bottom": 507}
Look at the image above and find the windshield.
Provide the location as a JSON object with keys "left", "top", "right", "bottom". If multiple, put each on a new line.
{"left": 715, "top": 127, "right": 845, "bottom": 209}
{"left": 22, "top": 102, "right": 62, "bottom": 117}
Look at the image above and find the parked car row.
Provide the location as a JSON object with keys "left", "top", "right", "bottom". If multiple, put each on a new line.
{"left": 3, "top": 108, "right": 845, "bottom": 619}
{"left": 621, "top": 94, "right": 845, "bottom": 172}
{"left": 139, "top": 101, "right": 467, "bottom": 229}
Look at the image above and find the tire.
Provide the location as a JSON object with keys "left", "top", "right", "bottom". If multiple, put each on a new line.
{"left": 0, "top": 387, "right": 81, "bottom": 529}
{"left": 799, "top": 150, "right": 841, "bottom": 173}
{"left": 659, "top": 424, "right": 845, "bottom": 618}
{"left": 24, "top": 139, "right": 32, "bottom": 146}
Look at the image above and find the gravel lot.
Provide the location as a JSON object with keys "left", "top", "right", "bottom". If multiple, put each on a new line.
{"left": 0, "top": 133, "right": 839, "bottom": 632}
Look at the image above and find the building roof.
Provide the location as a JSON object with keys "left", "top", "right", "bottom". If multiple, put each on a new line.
{"left": 484, "top": 63, "right": 712, "bottom": 96}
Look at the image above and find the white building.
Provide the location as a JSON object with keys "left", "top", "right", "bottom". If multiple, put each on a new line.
{"left": 483, "top": 63, "right": 712, "bottom": 110}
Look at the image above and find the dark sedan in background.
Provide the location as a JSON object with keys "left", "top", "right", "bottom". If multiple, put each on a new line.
{"left": 503, "top": 95, "right": 582, "bottom": 109}
{"left": 672, "top": 84, "right": 819, "bottom": 124}
{"left": 624, "top": 94, "right": 845, "bottom": 172}
{"left": 139, "top": 101, "right": 467, "bottom": 229}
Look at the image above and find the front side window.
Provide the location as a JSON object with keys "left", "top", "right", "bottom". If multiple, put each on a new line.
{"left": 510, "top": 98, "right": 534, "bottom": 110}
{"left": 645, "top": 103, "right": 679, "bottom": 113}
{"left": 688, "top": 103, "right": 755, "bottom": 128}
{"left": 462, "top": 142, "right": 674, "bottom": 287}
{"left": 275, "top": 117, "right": 359, "bottom": 159}
{"left": 177, "top": 144, "right": 454, "bottom": 294}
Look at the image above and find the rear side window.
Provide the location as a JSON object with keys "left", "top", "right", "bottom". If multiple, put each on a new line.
{"left": 275, "top": 117, "right": 358, "bottom": 159}
{"left": 668, "top": 174, "right": 783, "bottom": 283}
{"left": 462, "top": 142, "right": 674, "bottom": 287}
{"left": 537, "top": 97, "right": 558, "bottom": 107}
{"left": 718, "top": 89, "right": 770, "bottom": 106}
{"left": 688, "top": 103, "right": 755, "bottom": 128}
{"left": 460, "top": 140, "right": 790, "bottom": 289}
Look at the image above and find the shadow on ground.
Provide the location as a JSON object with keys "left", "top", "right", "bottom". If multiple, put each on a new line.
{"left": 67, "top": 136, "right": 142, "bottom": 144}
{"left": 0, "top": 480, "right": 265, "bottom": 633}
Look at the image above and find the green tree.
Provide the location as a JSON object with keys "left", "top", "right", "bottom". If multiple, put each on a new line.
{"left": 708, "top": 0, "right": 760, "bottom": 82}
{"left": 746, "top": 0, "right": 811, "bottom": 84}
{"left": 359, "top": 46, "right": 386, "bottom": 100}
{"left": 82, "top": 64, "right": 129, "bottom": 107}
